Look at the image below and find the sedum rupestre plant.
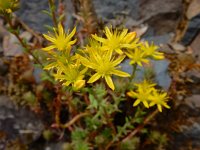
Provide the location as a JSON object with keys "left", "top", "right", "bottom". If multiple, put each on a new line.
{"left": 41, "top": 22, "right": 170, "bottom": 149}
{"left": 1, "top": 1, "right": 171, "bottom": 149}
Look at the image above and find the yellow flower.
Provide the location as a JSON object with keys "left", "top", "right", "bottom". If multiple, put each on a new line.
{"left": 43, "top": 23, "right": 76, "bottom": 52}
{"left": 135, "top": 80, "right": 156, "bottom": 91}
{"left": 141, "top": 42, "right": 164, "bottom": 60}
{"left": 125, "top": 48, "right": 149, "bottom": 66}
{"left": 92, "top": 27, "right": 139, "bottom": 54}
{"left": 127, "top": 90, "right": 152, "bottom": 108}
{"left": 149, "top": 90, "right": 170, "bottom": 112}
{"left": 53, "top": 61, "right": 87, "bottom": 89}
{"left": 73, "top": 80, "right": 86, "bottom": 91}
{"left": 79, "top": 48, "right": 130, "bottom": 90}
{"left": 127, "top": 80, "right": 156, "bottom": 108}
{"left": 128, "top": 80, "right": 170, "bottom": 112}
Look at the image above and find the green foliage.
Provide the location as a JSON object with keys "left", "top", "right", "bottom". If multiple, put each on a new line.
{"left": 72, "top": 127, "right": 88, "bottom": 141}
{"left": 149, "top": 131, "right": 168, "bottom": 147}
{"left": 119, "top": 137, "right": 140, "bottom": 150}
{"left": 71, "top": 127, "right": 90, "bottom": 150}
{"left": 114, "top": 117, "right": 135, "bottom": 142}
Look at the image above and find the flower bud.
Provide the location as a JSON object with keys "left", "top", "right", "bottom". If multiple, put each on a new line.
{"left": 73, "top": 80, "right": 85, "bottom": 91}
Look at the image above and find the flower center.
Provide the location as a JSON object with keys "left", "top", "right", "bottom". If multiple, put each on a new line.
{"left": 55, "top": 36, "right": 67, "bottom": 51}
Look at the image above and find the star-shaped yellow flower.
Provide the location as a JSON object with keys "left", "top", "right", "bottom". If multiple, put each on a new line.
{"left": 127, "top": 89, "right": 152, "bottom": 108}
{"left": 134, "top": 80, "right": 156, "bottom": 91}
{"left": 141, "top": 42, "right": 164, "bottom": 60}
{"left": 92, "top": 27, "right": 139, "bottom": 54}
{"left": 53, "top": 60, "right": 87, "bottom": 90}
{"left": 125, "top": 48, "right": 149, "bottom": 66}
{"left": 127, "top": 80, "right": 170, "bottom": 112}
{"left": 127, "top": 81, "right": 155, "bottom": 108}
{"left": 149, "top": 90, "right": 170, "bottom": 112}
{"left": 43, "top": 23, "right": 76, "bottom": 52}
{"left": 79, "top": 47, "right": 130, "bottom": 90}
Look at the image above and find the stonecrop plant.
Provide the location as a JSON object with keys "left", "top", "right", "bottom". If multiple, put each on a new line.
{"left": 41, "top": 23, "right": 170, "bottom": 148}
{"left": 1, "top": 1, "right": 171, "bottom": 149}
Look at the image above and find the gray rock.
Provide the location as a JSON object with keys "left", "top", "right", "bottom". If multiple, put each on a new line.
{"left": 3, "top": 33, "right": 23, "bottom": 56}
{"left": 93, "top": 0, "right": 139, "bottom": 21}
{"left": 139, "top": 1, "right": 181, "bottom": 36}
{"left": 16, "top": 0, "right": 54, "bottom": 33}
{"left": 64, "top": 0, "right": 76, "bottom": 29}
{"left": 152, "top": 59, "right": 171, "bottom": 90}
{"left": 185, "top": 95, "right": 200, "bottom": 108}
{"left": 93, "top": 0, "right": 182, "bottom": 36}
{"left": 191, "top": 32, "right": 200, "bottom": 63}
{"left": 121, "top": 59, "right": 171, "bottom": 90}
{"left": 16, "top": 0, "right": 74, "bottom": 33}
{"left": 0, "top": 95, "right": 44, "bottom": 146}
{"left": 167, "top": 104, "right": 200, "bottom": 150}
{"left": 187, "top": 0, "right": 200, "bottom": 19}
{"left": 169, "top": 43, "right": 186, "bottom": 52}
{"left": 143, "top": 33, "right": 174, "bottom": 45}
{"left": 181, "top": 14, "right": 200, "bottom": 45}
{"left": 139, "top": 0, "right": 182, "bottom": 21}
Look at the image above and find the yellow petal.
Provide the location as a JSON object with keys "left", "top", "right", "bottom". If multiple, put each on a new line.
{"left": 80, "top": 67, "right": 88, "bottom": 74}
{"left": 143, "top": 101, "right": 149, "bottom": 108}
{"left": 133, "top": 99, "right": 140, "bottom": 106}
{"left": 124, "top": 32, "right": 137, "bottom": 43}
{"left": 112, "top": 70, "right": 130, "bottom": 77}
{"left": 153, "top": 53, "right": 164, "bottom": 60}
{"left": 73, "top": 80, "right": 85, "bottom": 90}
{"left": 127, "top": 91, "right": 133, "bottom": 97}
{"left": 112, "top": 55, "right": 126, "bottom": 66}
{"left": 63, "top": 81, "right": 71, "bottom": 86}
{"left": 58, "top": 23, "right": 64, "bottom": 35}
{"left": 157, "top": 104, "right": 162, "bottom": 112}
{"left": 44, "top": 62, "right": 57, "bottom": 70}
{"left": 119, "top": 29, "right": 128, "bottom": 40}
{"left": 149, "top": 101, "right": 155, "bottom": 107}
{"left": 163, "top": 103, "right": 170, "bottom": 109}
{"left": 137, "top": 62, "right": 143, "bottom": 66}
{"left": 105, "top": 27, "right": 112, "bottom": 39}
{"left": 92, "top": 34, "right": 106, "bottom": 43}
{"left": 42, "top": 45, "right": 56, "bottom": 51}
{"left": 68, "top": 39, "right": 77, "bottom": 45}
{"left": 125, "top": 51, "right": 133, "bottom": 59}
{"left": 68, "top": 27, "right": 76, "bottom": 39}
{"left": 115, "top": 48, "right": 123, "bottom": 55}
{"left": 105, "top": 75, "right": 114, "bottom": 90}
{"left": 43, "top": 34, "right": 56, "bottom": 42}
{"left": 88, "top": 73, "right": 101, "bottom": 83}
{"left": 80, "top": 57, "right": 96, "bottom": 69}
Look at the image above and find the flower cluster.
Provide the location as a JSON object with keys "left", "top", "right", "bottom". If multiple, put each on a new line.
{"left": 127, "top": 80, "right": 170, "bottom": 112}
{"left": 42, "top": 25, "right": 165, "bottom": 91}
{"left": 78, "top": 27, "right": 165, "bottom": 89}
{"left": 78, "top": 39, "right": 130, "bottom": 90}
{"left": 43, "top": 23, "right": 86, "bottom": 90}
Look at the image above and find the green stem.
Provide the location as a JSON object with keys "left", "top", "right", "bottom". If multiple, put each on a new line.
{"left": 48, "top": 0, "right": 58, "bottom": 27}
{"left": 122, "top": 109, "right": 159, "bottom": 142}
{"left": 5, "top": 15, "right": 44, "bottom": 67}
{"left": 105, "top": 109, "right": 159, "bottom": 150}
{"left": 4, "top": 14, "right": 54, "bottom": 80}
{"left": 129, "top": 64, "right": 137, "bottom": 82}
